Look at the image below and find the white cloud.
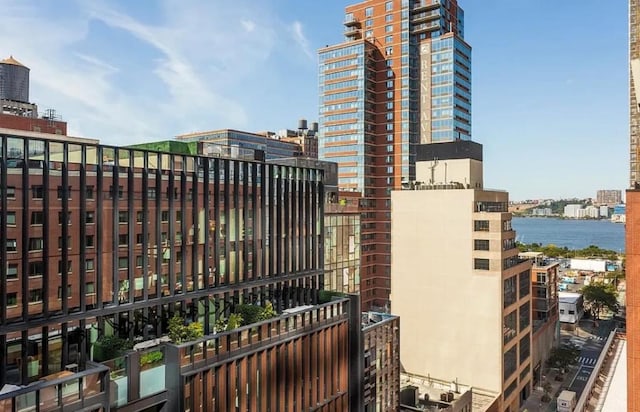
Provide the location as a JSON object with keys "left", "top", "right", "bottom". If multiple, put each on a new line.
{"left": 290, "top": 21, "right": 313, "bottom": 60}
{"left": 241, "top": 19, "right": 256, "bottom": 33}
{"left": 0, "top": 0, "right": 291, "bottom": 145}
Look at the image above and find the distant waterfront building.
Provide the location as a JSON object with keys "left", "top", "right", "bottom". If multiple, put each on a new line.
{"left": 600, "top": 205, "right": 610, "bottom": 218}
{"left": 612, "top": 204, "right": 627, "bottom": 223}
{"left": 391, "top": 141, "right": 532, "bottom": 412}
{"left": 531, "top": 207, "right": 552, "bottom": 217}
{"left": 596, "top": 189, "right": 622, "bottom": 206}
{"left": 563, "top": 204, "right": 582, "bottom": 218}
{"left": 585, "top": 205, "right": 600, "bottom": 219}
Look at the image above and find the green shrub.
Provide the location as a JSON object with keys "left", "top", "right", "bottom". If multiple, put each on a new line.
{"left": 236, "top": 304, "right": 265, "bottom": 325}
{"left": 139, "top": 350, "right": 164, "bottom": 367}
{"left": 93, "top": 335, "right": 133, "bottom": 362}
{"left": 168, "top": 315, "right": 204, "bottom": 343}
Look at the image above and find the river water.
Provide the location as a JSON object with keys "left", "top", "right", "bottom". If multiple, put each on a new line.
{"left": 511, "top": 217, "right": 625, "bottom": 252}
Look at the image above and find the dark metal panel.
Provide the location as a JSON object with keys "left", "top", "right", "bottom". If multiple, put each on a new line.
{"left": 61, "top": 141, "right": 70, "bottom": 314}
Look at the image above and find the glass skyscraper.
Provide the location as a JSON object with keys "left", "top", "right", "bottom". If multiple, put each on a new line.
{"left": 318, "top": 0, "right": 471, "bottom": 311}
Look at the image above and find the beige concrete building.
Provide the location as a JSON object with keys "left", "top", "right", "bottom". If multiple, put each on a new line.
{"left": 391, "top": 141, "right": 533, "bottom": 412}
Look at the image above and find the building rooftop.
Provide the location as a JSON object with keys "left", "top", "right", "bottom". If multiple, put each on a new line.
{"left": 400, "top": 373, "right": 498, "bottom": 412}
{"left": 601, "top": 338, "right": 627, "bottom": 411}
{"left": 558, "top": 291, "right": 582, "bottom": 304}
{"left": 1, "top": 55, "right": 27, "bottom": 67}
{"left": 361, "top": 311, "right": 398, "bottom": 329}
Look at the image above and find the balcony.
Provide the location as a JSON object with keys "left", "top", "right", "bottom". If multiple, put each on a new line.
{"left": 412, "top": 21, "right": 442, "bottom": 34}
{"left": 169, "top": 300, "right": 350, "bottom": 371}
{"left": 411, "top": 0, "right": 441, "bottom": 13}
{"left": 411, "top": 10, "right": 440, "bottom": 23}
{"left": 0, "top": 361, "right": 110, "bottom": 412}
{"left": 344, "top": 16, "right": 361, "bottom": 27}
{"left": 345, "top": 26, "right": 362, "bottom": 39}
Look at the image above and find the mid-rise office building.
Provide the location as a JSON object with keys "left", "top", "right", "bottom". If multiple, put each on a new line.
{"left": 319, "top": 0, "right": 472, "bottom": 311}
{"left": 0, "top": 129, "right": 366, "bottom": 411}
{"left": 391, "top": 141, "right": 532, "bottom": 412}
{"left": 361, "top": 312, "right": 400, "bottom": 412}
{"left": 520, "top": 252, "right": 560, "bottom": 386}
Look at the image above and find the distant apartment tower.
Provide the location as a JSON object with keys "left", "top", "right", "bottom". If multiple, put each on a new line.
{"left": 563, "top": 204, "right": 582, "bottom": 218}
{"left": 0, "top": 56, "right": 67, "bottom": 135}
{"left": 319, "top": 0, "right": 472, "bottom": 310}
{"left": 391, "top": 141, "right": 532, "bottom": 412}
{"left": 596, "top": 189, "right": 622, "bottom": 205}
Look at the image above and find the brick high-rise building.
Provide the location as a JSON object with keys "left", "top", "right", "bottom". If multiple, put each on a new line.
{"left": 630, "top": 1, "right": 640, "bottom": 410}
{"left": 318, "top": 0, "right": 471, "bottom": 311}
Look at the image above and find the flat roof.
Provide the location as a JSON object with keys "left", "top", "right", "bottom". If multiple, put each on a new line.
{"left": 602, "top": 339, "right": 627, "bottom": 411}
{"left": 558, "top": 291, "right": 582, "bottom": 304}
{"left": 519, "top": 252, "right": 543, "bottom": 258}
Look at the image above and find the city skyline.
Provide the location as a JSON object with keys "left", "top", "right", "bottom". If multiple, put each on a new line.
{"left": 0, "top": 0, "right": 628, "bottom": 200}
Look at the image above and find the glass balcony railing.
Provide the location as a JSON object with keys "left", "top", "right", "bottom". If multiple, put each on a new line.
{"left": 0, "top": 362, "right": 110, "bottom": 412}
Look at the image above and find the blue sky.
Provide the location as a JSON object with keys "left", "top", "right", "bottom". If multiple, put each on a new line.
{"left": 0, "top": 1, "right": 628, "bottom": 200}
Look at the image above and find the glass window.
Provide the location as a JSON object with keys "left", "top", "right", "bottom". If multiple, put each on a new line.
{"left": 29, "top": 288, "right": 43, "bottom": 303}
{"left": 29, "top": 237, "right": 44, "bottom": 251}
{"left": 474, "top": 258, "right": 490, "bottom": 270}
{"left": 385, "top": 35, "right": 393, "bottom": 43}
{"left": 161, "top": 211, "right": 170, "bottom": 222}
{"left": 7, "top": 263, "right": 18, "bottom": 279}
{"left": 474, "top": 239, "right": 490, "bottom": 251}
{"left": 31, "top": 211, "right": 44, "bottom": 225}
{"left": 118, "top": 234, "right": 128, "bottom": 246}
{"left": 86, "top": 259, "right": 94, "bottom": 271}
{"left": 85, "top": 212, "right": 95, "bottom": 224}
{"left": 503, "top": 310, "right": 517, "bottom": 344}
{"left": 85, "top": 235, "right": 94, "bottom": 248}
{"left": 28, "top": 261, "right": 44, "bottom": 277}
{"left": 504, "top": 275, "right": 517, "bottom": 307}
{"left": 118, "top": 257, "right": 128, "bottom": 269}
{"left": 473, "top": 220, "right": 489, "bottom": 231}
{"left": 31, "top": 185, "right": 44, "bottom": 199}
{"left": 504, "top": 345, "right": 517, "bottom": 381}
{"left": 118, "top": 211, "right": 128, "bottom": 223}
{"left": 6, "top": 187, "right": 15, "bottom": 199}
{"left": 6, "top": 212, "right": 16, "bottom": 225}
{"left": 7, "top": 293, "right": 17, "bottom": 306}
{"left": 86, "top": 283, "right": 95, "bottom": 294}
{"left": 57, "top": 285, "right": 71, "bottom": 299}
{"left": 385, "top": 1, "right": 393, "bottom": 11}
{"left": 365, "top": 7, "right": 373, "bottom": 16}
{"left": 6, "top": 239, "right": 17, "bottom": 252}
{"left": 385, "top": 14, "right": 393, "bottom": 22}
{"left": 519, "top": 270, "right": 530, "bottom": 298}
{"left": 385, "top": 25, "right": 393, "bottom": 33}
{"left": 86, "top": 185, "right": 94, "bottom": 199}
{"left": 519, "top": 302, "right": 530, "bottom": 332}
{"left": 519, "top": 333, "right": 531, "bottom": 364}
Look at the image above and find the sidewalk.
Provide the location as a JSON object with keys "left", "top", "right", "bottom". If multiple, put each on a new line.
{"left": 521, "top": 320, "right": 612, "bottom": 412}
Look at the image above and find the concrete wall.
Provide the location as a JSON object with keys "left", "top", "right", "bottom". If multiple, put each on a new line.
{"left": 415, "top": 158, "right": 483, "bottom": 189}
{"left": 391, "top": 189, "right": 503, "bottom": 393}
